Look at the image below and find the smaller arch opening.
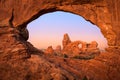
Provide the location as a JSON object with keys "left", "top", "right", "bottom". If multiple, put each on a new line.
{"left": 78, "top": 44, "right": 82, "bottom": 49}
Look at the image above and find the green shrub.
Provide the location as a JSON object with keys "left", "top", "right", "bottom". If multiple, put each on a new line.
{"left": 73, "top": 56, "right": 80, "bottom": 59}
{"left": 73, "top": 55, "right": 95, "bottom": 60}
{"left": 83, "top": 76, "right": 88, "bottom": 80}
{"left": 63, "top": 54, "right": 68, "bottom": 58}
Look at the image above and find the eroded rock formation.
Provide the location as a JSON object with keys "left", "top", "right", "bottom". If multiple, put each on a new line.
{"left": 0, "top": 0, "right": 120, "bottom": 80}
{"left": 62, "top": 34, "right": 100, "bottom": 57}
{"left": 62, "top": 40, "right": 82, "bottom": 56}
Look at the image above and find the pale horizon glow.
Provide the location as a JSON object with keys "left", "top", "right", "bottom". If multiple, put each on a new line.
{"left": 27, "top": 11, "right": 108, "bottom": 50}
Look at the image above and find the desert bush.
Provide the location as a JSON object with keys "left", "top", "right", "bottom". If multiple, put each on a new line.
{"left": 82, "top": 76, "right": 88, "bottom": 80}
{"left": 73, "top": 55, "right": 95, "bottom": 60}
{"left": 63, "top": 54, "right": 68, "bottom": 58}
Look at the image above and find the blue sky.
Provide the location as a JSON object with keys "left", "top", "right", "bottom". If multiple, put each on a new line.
{"left": 27, "top": 11, "right": 108, "bottom": 50}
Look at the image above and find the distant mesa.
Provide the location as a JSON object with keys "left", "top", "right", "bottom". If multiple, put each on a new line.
{"left": 44, "top": 33, "right": 100, "bottom": 59}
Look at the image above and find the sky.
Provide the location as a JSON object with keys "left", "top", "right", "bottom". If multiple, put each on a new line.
{"left": 27, "top": 11, "right": 108, "bottom": 50}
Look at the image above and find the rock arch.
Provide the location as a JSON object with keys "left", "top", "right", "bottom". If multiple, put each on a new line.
{"left": 0, "top": 1, "right": 120, "bottom": 80}
{"left": 0, "top": 0, "right": 119, "bottom": 54}
{"left": 0, "top": 0, "right": 120, "bottom": 59}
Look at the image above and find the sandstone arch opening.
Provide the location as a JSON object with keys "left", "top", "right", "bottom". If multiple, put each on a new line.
{"left": 27, "top": 11, "right": 108, "bottom": 52}
{"left": 78, "top": 44, "right": 82, "bottom": 49}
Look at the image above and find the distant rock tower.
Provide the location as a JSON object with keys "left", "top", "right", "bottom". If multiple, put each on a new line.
{"left": 62, "top": 33, "right": 71, "bottom": 49}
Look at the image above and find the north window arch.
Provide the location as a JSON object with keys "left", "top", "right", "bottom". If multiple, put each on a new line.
{"left": 11, "top": 1, "right": 117, "bottom": 51}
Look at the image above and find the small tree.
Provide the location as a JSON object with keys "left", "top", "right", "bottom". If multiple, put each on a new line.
{"left": 63, "top": 54, "right": 68, "bottom": 58}
{"left": 83, "top": 76, "right": 88, "bottom": 80}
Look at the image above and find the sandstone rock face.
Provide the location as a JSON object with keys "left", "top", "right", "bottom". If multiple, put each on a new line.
{"left": 0, "top": 0, "right": 120, "bottom": 80}
{"left": 45, "top": 52, "right": 120, "bottom": 80}
{"left": 0, "top": 55, "right": 76, "bottom": 80}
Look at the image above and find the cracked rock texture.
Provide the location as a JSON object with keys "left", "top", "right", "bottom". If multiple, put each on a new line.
{"left": 0, "top": 0, "right": 120, "bottom": 80}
